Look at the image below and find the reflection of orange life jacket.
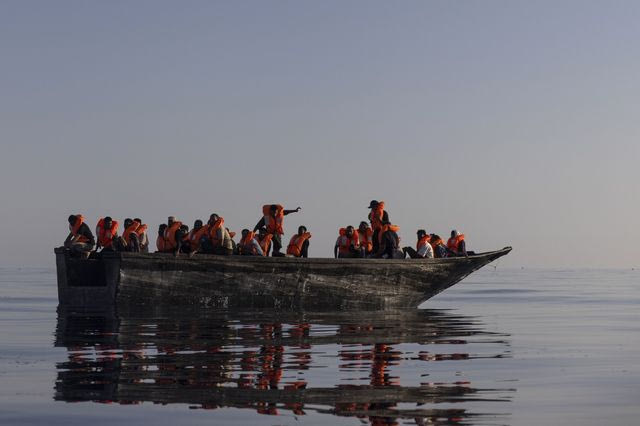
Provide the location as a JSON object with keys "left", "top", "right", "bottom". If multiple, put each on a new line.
{"left": 447, "top": 234, "right": 465, "bottom": 252}
{"left": 262, "top": 204, "right": 284, "bottom": 235}
{"left": 208, "top": 218, "right": 225, "bottom": 245}
{"left": 123, "top": 222, "right": 140, "bottom": 245}
{"left": 185, "top": 226, "right": 208, "bottom": 251}
{"left": 163, "top": 221, "right": 182, "bottom": 251}
{"left": 359, "top": 227, "right": 373, "bottom": 252}
{"left": 337, "top": 228, "right": 359, "bottom": 255}
{"left": 70, "top": 214, "right": 90, "bottom": 243}
{"left": 258, "top": 233, "right": 272, "bottom": 254}
{"left": 368, "top": 201, "right": 386, "bottom": 231}
{"left": 240, "top": 231, "right": 261, "bottom": 255}
{"left": 96, "top": 218, "right": 119, "bottom": 248}
{"left": 287, "top": 232, "right": 311, "bottom": 257}
{"left": 378, "top": 224, "right": 400, "bottom": 243}
{"left": 417, "top": 235, "right": 431, "bottom": 251}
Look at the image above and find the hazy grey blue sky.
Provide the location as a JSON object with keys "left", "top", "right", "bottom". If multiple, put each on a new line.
{"left": 1, "top": 1, "right": 639, "bottom": 267}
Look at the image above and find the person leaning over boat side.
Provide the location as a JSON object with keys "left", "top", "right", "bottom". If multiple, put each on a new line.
{"left": 403, "top": 229, "right": 434, "bottom": 259}
{"left": 334, "top": 226, "right": 360, "bottom": 258}
{"left": 156, "top": 224, "right": 168, "bottom": 252}
{"left": 133, "top": 218, "right": 149, "bottom": 253}
{"left": 358, "top": 221, "right": 374, "bottom": 258}
{"left": 200, "top": 214, "right": 233, "bottom": 255}
{"left": 367, "top": 200, "right": 389, "bottom": 255}
{"left": 429, "top": 234, "right": 448, "bottom": 258}
{"left": 95, "top": 216, "right": 122, "bottom": 252}
{"left": 121, "top": 218, "right": 141, "bottom": 252}
{"left": 238, "top": 229, "right": 265, "bottom": 256}
{"left": 162, "top": 216, "right": 184, "bottom": 255}
{"left": 253, "top": 204, "right": 301, "bottom": 257}
{"left": 63, "top": 214, "right": 95, "bottom": 258}
{"left": 375, "top": 220, "right": 403, "bottom": 259}
{"left": 287, "top": 226, "right": 311, "bottom": 258}
{"left": 257, "top": 227, "right": 273, "bottom": 257}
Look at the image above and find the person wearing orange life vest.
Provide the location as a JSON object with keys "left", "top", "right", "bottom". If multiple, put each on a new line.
{"left": 375, "top": 220, "right": 403, "bottom": 259}
{"left": 429, "top": 234, "right": 448, "bottom": 258}
{"left": 161, "top": 216, "right": 185, "bottom": 255}
{"left": 257, "top": 227, "right": 273, "bottom": 257}
{"left": 403, "top": 229, "right": 434, "bottom": 259}
{"left": 156, "top": 224, "right": 168, "bottom": 252}
{"left": 367, "top": 200, "right": 390, "bottom": 255}
{"left": 286, "top": 226, "right": 311, "bottom": 258}
{"left": 201, "top": 213, "right": 233, "bottom": 255}
{"left": 447, "top": 230, "right": 470, "bottom": 257}
{"left": 253, "top": 204, "right": 301, "bottom": 257}
{"left": 63, "top": 214, "right": 95, "bottom": 257}
{"left": 183, "top": 219, "right": 207, "bottom": 256}
{"left": 121, "top": 218, "right": 141, "bottom": 252}
{"left": 357, "top": 221, "right": 374, "bottom": 258}
{"left": 334, "top": 226, "right": 360, "bottom": 258}
{"left": 95, "top": 216, "right": 121, "bottom": 252}
{"left": 133, "top": 218, "right": 149, "bottom": 253}
{"left": 238, "top": 229, "right": 265, "bottom": 256}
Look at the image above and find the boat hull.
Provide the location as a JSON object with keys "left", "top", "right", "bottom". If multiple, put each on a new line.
{"left": 55, "top": 247, "right": 511, "bottom": 309}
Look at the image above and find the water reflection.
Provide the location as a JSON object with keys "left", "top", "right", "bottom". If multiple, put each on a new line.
{"left": 54, "top": 307, "right": 514, "bottom": 424}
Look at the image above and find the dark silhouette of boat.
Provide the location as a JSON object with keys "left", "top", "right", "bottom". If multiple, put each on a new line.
{"left": 55, "top": 246, "right": 511, "bottom": 309}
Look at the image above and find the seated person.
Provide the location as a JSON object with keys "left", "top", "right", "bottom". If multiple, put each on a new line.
{"left": 201, "top": 214, "right": 233, "bottom": 256}
{"left": 375, "top": 221, "right": 403, "bottom": 259}
{"left": 161, "top": 216, "right": 185, "bottom": 255}
{"left": 257, "top": 227, "right": 273, "bottom": 257}
{"left": 63, "top": 214, "right": 95, "bottom": 258}
{"left": 96, "top": 216, "right": 121, "bottom": 252}
{"left": 429, "top": 234, "right": 448, "bottom": 258}
{"left": 184, "top": 220, "right": 208, "bottom": 256}
{"left": 286, "top": 226, "right": 311, "bottom": 258}
{"left": 447, "top": 230, "right": 471, "bottom": 257}
{"left": 334, "top": 226, "right": 360, "bottom": 258}
{"left": 121, "top": 218, "right": 141, "bottom": 252}
{"left": 226, "top": 228, "right": 237, "bottom": 253}
{"left": 133, "top": 218, "right": 149, "bottom": 253}
{"left": 238, "top": 229, "right": 265, "bottom": 256}
{"left": 179, "top": 224, "right": 190, "bottom": 253}
{"left": 403, "top": 229, "right": 434, "bottom": 259}
{"left": 357, "top": 221, "right": 373, "bottom": 258}
{"left": 156, "top": 224, "right": 167, "bottom": 252}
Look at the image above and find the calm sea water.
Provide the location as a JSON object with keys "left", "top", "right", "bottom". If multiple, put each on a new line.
{"left": 1, "top": 267, "right": 639, "bottom": 425}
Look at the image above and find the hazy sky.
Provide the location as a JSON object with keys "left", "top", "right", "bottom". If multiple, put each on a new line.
{"left": 1, "top": 1, "right": 639, "bottom": 268}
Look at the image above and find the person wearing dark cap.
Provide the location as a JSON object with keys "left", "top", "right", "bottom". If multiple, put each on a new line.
{"left": 63, "top": 214, "right": 95, "bottom": 258}
{"left": 367, "top": 200, "right": 389, "bottom": 254}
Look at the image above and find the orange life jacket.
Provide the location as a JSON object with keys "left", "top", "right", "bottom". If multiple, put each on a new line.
{"left": 69, "top": 214, "right": 90, "bottom": 243}
{"left": 258, "top": 233, "right": 272, "bottom": 255}
{"left": 359, "top": 227, "right": 373, "bottom": 252}
{"left": 134, "top": 222, "right": 148, "bottom": 238}
{"left": 208, "top": 218, "right": 225, "bottom": 245}
{"left": 378, "top": 224, "right": 400, "bottom": 243}
{"left": 156, "top": 235, "right": 166, "bottom": 252}
{"left": 287, "top": 232, "right": 311, "bottom": 257}
{"left": 96, "top": 218, "right": 119, "bottom": 248}
{"left": 369, "top": 201, "right": 386, "bottom": 231}
{"left": 337, "top": 228, "right": 360, "bottom": 255}
{"left": 163, "top": 221, "right": 183, "bottom": 251}
{"left": 430, "top": 237, "right": 445, "bottom": 256}
{"left": 123, "top": 222, "right": 140, "bottom": 245}
{"left": 417, "top": 235, "right": 431, "bottom": 251}
{"left": 240, "top": 231, "right": 261, "bottom": 255}
{"left": 447, "top": 234, "right": 465, "bottom": 252}
{"left": 262, "top": 204, "right": 284, "bottom": 235}
{"left": 186, "top": 226, "right": 208, "bottom": 251}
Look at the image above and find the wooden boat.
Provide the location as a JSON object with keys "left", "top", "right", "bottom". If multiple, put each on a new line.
{"left": 54, "top": 246, "right": 511, "bottom": 309}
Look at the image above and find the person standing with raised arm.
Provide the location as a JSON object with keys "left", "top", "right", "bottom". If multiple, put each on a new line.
{"left": 253, "top": 204, "right": 301, "bottom": 257}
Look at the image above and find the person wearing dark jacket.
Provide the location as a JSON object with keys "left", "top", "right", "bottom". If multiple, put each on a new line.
{"left": 64, "top": 214, "right": 95, "bottom": 258}
{"left": 253, "top": 204, "right": 301, "bottom": 257}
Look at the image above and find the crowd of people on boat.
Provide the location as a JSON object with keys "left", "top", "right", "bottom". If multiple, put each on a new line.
{"left": 63, "top": 200, "right": 471, "bottom": 260}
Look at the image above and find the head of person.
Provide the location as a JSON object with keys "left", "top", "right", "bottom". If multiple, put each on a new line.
{"left": 270, "top": 204, "right": 278, "bottom": 215}
{"left": 368, "top": 200, "right": 379, "bottom": 209}
{"left": 209, "top": 213, "right": 219, "bottom": 224}
{"left": 358, "top": 221, "right": 368, "bottom": 232}
{"left": 134, "top": 218, "right": 142, "bottom": 225}
{"left": 104, "top": 217, "right": 113, "bottom": 229}
{"left": 451, "top": 230, "right": 459, "bottom": 238}
{"left": 258, "top": 227, "right": 267, "bottom": 237}
{"left": 241, "top": 229, "right": 250, "bottom": 239}
{"left": 431, "top": 233, "right": 440, "bottom": 242}
{"left": 167, "top": 216, "right": 175, "bottom": 226}
{"left": 298, "top": 226, "right": 307, "bottom": 236}
{"left": 193, "top": 220, "right": 203, "bottom": 230}
{"left": 158, "top": 224, "right": 167, "bottom": 236}
{"left": 124, "top": 218, "right": 133, "bottom": 228}
{"left": 417, "top": 229, "right": 427, "bottom": 240}
{"left": 345, "top": 226, "right": 355, "bottom": 237}
{"left": 68, "top": 215, "right": 78, "bottom": 226}
{"left": 180, "top": 224, "right": 188, "bottom": 233}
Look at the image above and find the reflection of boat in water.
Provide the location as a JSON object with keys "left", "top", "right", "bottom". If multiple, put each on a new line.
{"left": 54, "top": 307, "right": 514, "bottom": 423}
{"left": 54, "top": 247, "right": 512, "bottom": 309}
